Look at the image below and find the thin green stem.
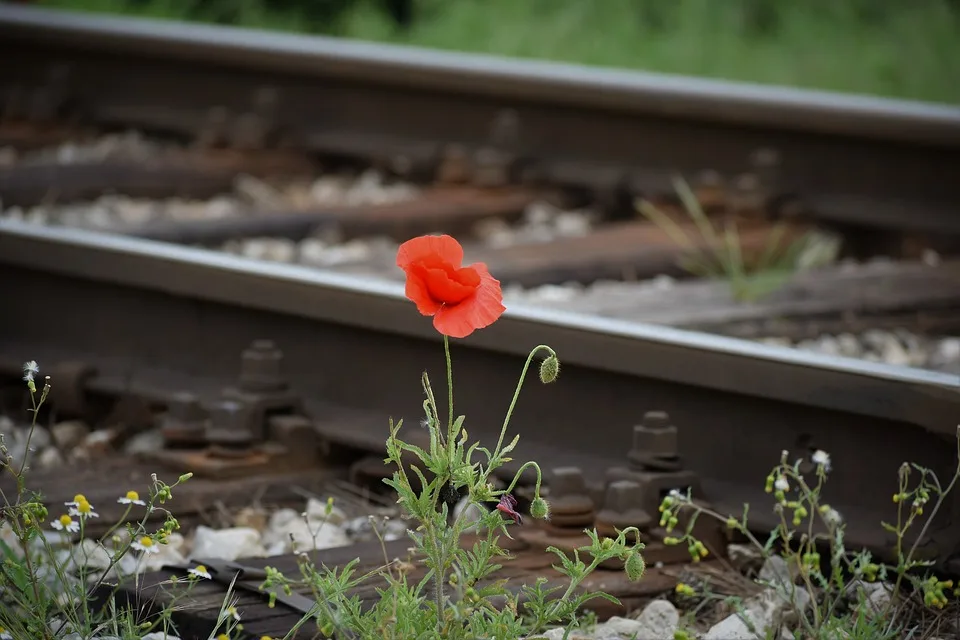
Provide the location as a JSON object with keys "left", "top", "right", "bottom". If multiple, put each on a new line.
{"left": 493, "top": 345, "right": 556, "bottom": 459}
{"left": 504, "top": 461, "right": 543, "bottom": 497}
{"left": 444, "top": 336, "right": 454, "bottom": 439}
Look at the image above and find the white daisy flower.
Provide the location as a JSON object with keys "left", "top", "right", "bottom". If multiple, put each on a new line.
{"left": 64, "top": 494, "right": 87, "bottom": 508}
{"left": 22, "top": 360, "right": 39, "bottom": 382}
{"left": 51, "top": 515, "right": 80, "bottom": 533}
{"left": 188, "top": 564, "right": 212, "bottom": 580}
{"left": 227, "top": 605, "right": 241, "bottom": 621}
{"left": 131, "top": 536, "right": 160, "bottom": 554}
{"left": 69, "top": 499, "right": 99, "bottom": 519}
{"left": 812, "top": 450, "right": 832, "bottom": 472}
{"left": 117, "top": 490, "right": 146, "bottom": 506}
{"left": 774, "top": 476, "right": 790, "bottom": 492}
{"left": 0, "top": 625, "right": 12, "bottom": 640}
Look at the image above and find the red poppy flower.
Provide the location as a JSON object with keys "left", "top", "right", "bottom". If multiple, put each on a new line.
{"left": 496, "top": 494, "right": 523, "bottom": 525}
{"left": 396, "top": 234, "right": 506, "bottom": 338}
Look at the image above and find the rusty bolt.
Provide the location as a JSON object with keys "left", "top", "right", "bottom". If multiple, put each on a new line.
{"left": 628, "top": 410, "right": 680, "bottom": 472}
{"left": 169, "top": 392, "right": 207, "bottom": 423}
{"left": 206, "top": 400, "right": 254, "bottom": 457}
{"left": 548, "top": 467, "right": 595, "bottom": 515}
{"left": 596, "top": 480, "right": 652, "bottom": 529}
{"left": 161, "top": 392, "right": 209, "bottom": 447}
{"left": 239, "top": 340, "right": 286, "bottom": 393}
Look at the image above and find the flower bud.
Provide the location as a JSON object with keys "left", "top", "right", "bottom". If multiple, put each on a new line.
{"left": 624, "top": 549, "right": 646, "bottom": 581}
{"left": 530, "top": 496, "right": 550, "bottom": 520}
{"left": 539, "top": 355, "right": 560, "bottom": 384}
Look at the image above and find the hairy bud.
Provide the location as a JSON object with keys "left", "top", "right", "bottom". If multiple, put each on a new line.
{"left": 539, "top": 355, "right": 560, "bottom": 384}
{"left": 530, "top": 496, "right": 550, "bottom": 520}
{"left": 625, "top": 549, "right": 646, "bottom": 581}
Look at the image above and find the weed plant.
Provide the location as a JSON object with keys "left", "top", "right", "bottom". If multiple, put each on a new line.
{"left": 660, "top": 435, "right": 960, "bottom": 639}
{"left": 258, "top": 235, "right": 647, "bottom": 639}
{"left": 637, "top": 176, "right": 840, "bottom": 302}
{"left": 0, "top": 363, "right": 231, "bottom": 639}
{"left": 2, "top": 234, "right": 957, "bottom": 639}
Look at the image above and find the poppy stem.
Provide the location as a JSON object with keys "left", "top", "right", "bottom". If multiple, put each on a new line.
{"left": 493, "top": 345, "right": 557, "bottom": 460}
{"left": 443, "top": 335, "right": 454, "bottom": 440}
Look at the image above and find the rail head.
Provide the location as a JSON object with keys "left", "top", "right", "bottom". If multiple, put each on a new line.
{"left": 0, "top": 220, "right": 956, "bottom": 434}
{"left": 1, "top": 5, "right": 959, "bottom": 147}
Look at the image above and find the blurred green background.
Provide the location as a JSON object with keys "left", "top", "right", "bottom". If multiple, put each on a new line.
{"left": 37, "top": 0, "right": 960, "bottom": 104}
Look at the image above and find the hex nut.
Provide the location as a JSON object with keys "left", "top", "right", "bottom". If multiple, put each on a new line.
{"left": 239, "top": 339, "right": 286, "bottom": 393}
{"left": 206, "top": 400, "right": 253, "bottom": 448}
{"left": 596, "top": 480, "right": 652, "bottom": 528}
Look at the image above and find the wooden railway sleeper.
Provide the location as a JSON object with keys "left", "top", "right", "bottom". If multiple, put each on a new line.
{"left": 47, "top": 360, "right": 98, "bottom": 418}
{"left": 162, "top": 558, "right": 319, "bottom": 616}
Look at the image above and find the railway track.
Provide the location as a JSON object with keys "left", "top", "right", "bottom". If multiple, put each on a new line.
{"left": 1, "top": 5, "right": 959, "bottom": 637}
{"left": 1, "top": 220, "right": 958, "bottom": 637}
{"left": 2, "top": 4, "right": 960, "bottom": 236}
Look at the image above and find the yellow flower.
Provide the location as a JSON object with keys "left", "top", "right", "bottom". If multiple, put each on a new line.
{"left": 65, "top": 494, "right": 87, "bottom": 507}
{"left": 132, "top": 536, "right": 159, "bottom": 554}
{"left": 189, "top": 564, "right": 212, "bottom": 579}
{"left": 70, "top": 499, "right": 99, "bottom": 520}
{"left": 51, "top": 514, "right": 79, "bottom": 533}
{"left": 118, "top": 490, "right": 146, "bottom": 506}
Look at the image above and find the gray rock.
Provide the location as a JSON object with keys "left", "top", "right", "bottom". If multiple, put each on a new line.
{"left": 704, "top": 589, "right": 785, "bottom": 640}
{"left": 848, "top": 580, "right": 893, "bottom": 617}
{"left": 190, "top": 526, "right": 266, "bottom": 561}
{"left": 630, "top": 599, "right": 680, "bottom": 638}
{"left": 727, "top": 543, "right": 764, "bottom": 574}
{"left": 123, "top": 428, "right": 165, "bottom": 455}
{"left": 51, "top": 420, "right": 91, "bottom": 451}
{"left": 759, "top": 555, "right": 811, "bottom": 612}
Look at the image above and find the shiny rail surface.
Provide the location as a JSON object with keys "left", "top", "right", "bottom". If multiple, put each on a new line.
{"left": 1, "top": 220, "right": 958, "bottom": 563}
{"left": 1, "top": 5, "right": 960, "bottom": 234}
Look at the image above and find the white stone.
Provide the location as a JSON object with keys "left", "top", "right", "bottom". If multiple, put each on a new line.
{"left": 727, "top": 543, "right": 764, "bottom": 573}
{"left": 240, "top": 238, "right": 298, "bottom": 263}
{"left": 880, "top": 336, "right": 912, "bottom": 367}
{"left": 72, "top": 539, "right": 113, "bottom": 573}
{"left": 554, "top": 211, "right": 592, "bottom": 237}
{"left": 759, "top": 555, "right": 811, "bottom": 612}
{"left": 704, "top": 589, "right": 785, "bottom": 640}
{"left": 593, "top": 616, "right": 642, "bottom": 636}
{"left": 630, "top": 599, "right": 679, "bottom": 638}
{"left": 850, "top": 580, "right": 893, "bottom": 617}
{"left": 190, "top": 526, "right": 265, "bottom": 561}
{"left": 836, "top": 333, "right": 862, "bottom": 358}
{"left": 263, "top": 514, "right": 350, "bottom": 555}
{"left": 137, "top": 544, "right": 186, "bottom": 573}
{"left": 305, "top": 498, "right": 347, "bottom": 526}
{"left": 37, "top": 446, "right": 65, "bottom": 469}
{"left": 51, "top": 420, "right": 91, "bottom": 450}
{"left": 123, "top": 429, "right": 165, "bottom": 455}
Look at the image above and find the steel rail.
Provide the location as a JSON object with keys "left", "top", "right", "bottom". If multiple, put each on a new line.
{"left": 0, "top": 5, "right": 957, "bottom": 144}
{"left": 1, "top": 220, "right": 958, "bottom": 560}
{"left": 1, "top": 6, "right": 959, "bottom": 234}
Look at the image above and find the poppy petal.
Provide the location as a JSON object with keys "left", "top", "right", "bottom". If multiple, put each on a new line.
{"left": 433, "top": 263, "right": 505, "bottom": 338}
{"left": 421, "top": 265, "right": 480, "bottom": 306}
{"left": 404, "top": 269, "right": 443, "bottom": 316}
{"left": 396, "top": 235, "right": 464, "bottom": 271}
